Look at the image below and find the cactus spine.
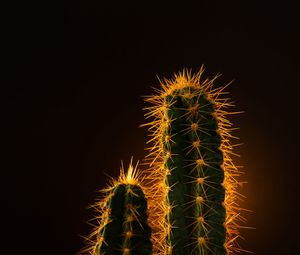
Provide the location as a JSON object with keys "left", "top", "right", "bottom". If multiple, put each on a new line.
{"left": 143, "top": 67, "right": 245, "bottom": 255}
{"left": 83, "top": 161, "right": 152, "bottom": 255}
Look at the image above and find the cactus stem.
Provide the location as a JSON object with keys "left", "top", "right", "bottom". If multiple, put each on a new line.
{"left": 142, "top": 66, "right": 248, "bottom": 254}
{"left": 80, "top": 159, "right": 152, "bottom": 255}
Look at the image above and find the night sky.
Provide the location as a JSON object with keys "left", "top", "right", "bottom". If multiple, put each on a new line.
{"left": 1, "top": 1, "right": 299, "bottom": 255}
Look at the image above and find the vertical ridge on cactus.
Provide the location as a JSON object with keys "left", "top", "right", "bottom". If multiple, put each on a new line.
{"left": 80, "top": 160, "right": 153, "bottom": 255}
{"left": 141, "top": 66, "right": 247, "bottom": 254}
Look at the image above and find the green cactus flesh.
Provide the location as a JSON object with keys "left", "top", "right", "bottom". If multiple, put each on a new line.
{"left": 163, "top": 87, "right": 226, "bottom": 254}
{"left": 96, "top": 183, "right": 152, "bottom": 255}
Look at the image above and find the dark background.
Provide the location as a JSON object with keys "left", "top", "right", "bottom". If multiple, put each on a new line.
{"left": 1, "top": 1, "right": 299, "bottom": 254}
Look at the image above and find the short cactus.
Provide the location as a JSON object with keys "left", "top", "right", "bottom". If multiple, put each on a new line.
{"left": 143, "top": 67, "right": 245, "bottom": 254}
{"left": 82, "top": 161, "right": 153, "bottom": 255}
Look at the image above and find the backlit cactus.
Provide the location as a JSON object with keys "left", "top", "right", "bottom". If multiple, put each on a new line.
{"left": 143, "top": 67, "right": 245, "bottom": 254}
{"left": 82, "top": 161, "right": 152, "bottom": 255}
{"left": 81, "top": 67, "right": 247, "bottom": 255}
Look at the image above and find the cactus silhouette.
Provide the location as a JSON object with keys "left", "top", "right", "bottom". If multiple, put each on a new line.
{"left": 82, "top": 160, "right": 152, "bottom": 255}
{"left": 81, "top": 67, "right": 248, "bottom": 255}
{"left": 143, "top": 67, "right": 245, "bottom": 255}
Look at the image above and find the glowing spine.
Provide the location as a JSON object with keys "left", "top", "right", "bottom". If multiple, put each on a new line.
{"left": 143, "top": 67, "right": 245, "bottom": 254}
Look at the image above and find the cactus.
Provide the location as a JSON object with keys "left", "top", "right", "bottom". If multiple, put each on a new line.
{"left": 82, "top": 160, "right": 153, "bottom": 255}
{"left": 81, "top": 67, "right": 247, "bottom": 255}
{"left": 143, "top": 67, "right": 245, "bottom": 254}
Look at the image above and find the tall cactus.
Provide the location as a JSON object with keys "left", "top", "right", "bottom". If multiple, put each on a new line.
{"left": 143, "top": 67, "right": 245, "bottom": 255}
{"left": 82, "top": 161, "right": 153, "bottom": 255}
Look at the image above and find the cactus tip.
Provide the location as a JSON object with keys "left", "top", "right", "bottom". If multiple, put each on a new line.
{"left": 119, "top": 156, "right": 141, "bottom": 186}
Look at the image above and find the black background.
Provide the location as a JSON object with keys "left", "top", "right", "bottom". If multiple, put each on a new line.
{"left": 1, "top": 1, "right": 299, "bottom": 254}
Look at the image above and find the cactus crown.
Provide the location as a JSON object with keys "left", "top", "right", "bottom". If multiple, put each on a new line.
{"left": 142, "top": 67, "right": 246, "bottom": 254}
